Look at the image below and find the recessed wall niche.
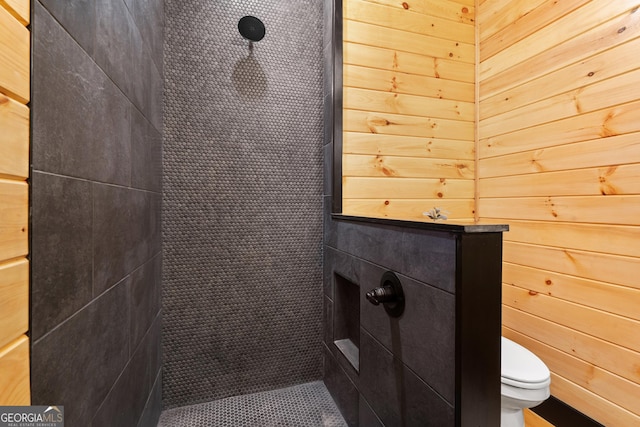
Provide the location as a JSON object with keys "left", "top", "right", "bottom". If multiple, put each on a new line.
{"left": 333, "top": 274, "right": 360, "bottom": 372}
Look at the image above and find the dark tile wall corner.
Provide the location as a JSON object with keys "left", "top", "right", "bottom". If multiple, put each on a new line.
{"left": 31, "top": 0, "right": 163, "bottom": 425}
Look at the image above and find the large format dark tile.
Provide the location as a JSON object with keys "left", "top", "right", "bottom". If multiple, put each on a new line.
{"left": 31, "top": 281, "right": 130, "bottom": 427}
{"left": 323, "top": 138, "right": 333, "bottom": 196}
{"left": 93, "top": 313, "right": 161, "bottom": 427}
{"left": 124, "top": 0, "right": 164, "bottom": 77}
{"left": 359, "top": 330, "right": 454, "bottom": 427}
{"left": 323, "top": 246, "right": 362, "bottom": 299}
{"left": 360, "top": 261, "right": 456, "bottom": 403}
{"left": 94, "top": 0, "right": 135, "bottom": 98}
{"left": 324, "top": 345, "right": 358, "bottom": 427}
{"left": 130, "top": 255, "right": 162, "bottom": 352}
{"left": 130, "top": 24, "right": 163, "bottom": 129}
{"left": 359, "top": 395, "right": 384, "bottom": 427}
{"left": 137, "top": 371, "right": 162, "bottom": 427}
{"left": 31, "top": 172, "right": 93, "bottom": 340}
{"left": 323, "top": 295, "right": 333, "bottom": 346}
{"left": 33, "top": 3, "right": 132, "bottom": 186}
{"left": 131, "top": 107, "right": 162, "bottom": 192}
{"left": 93, "top": 184, "right": 155, "bottom": 294}
{"left": 331, "top": 220, "right": 404, "bottom": 272}
{"left": 38, "top": 0, "right": 96, "bottom": 56}
{"left": 401, "top": 228, "right": 456, "bottom": 293}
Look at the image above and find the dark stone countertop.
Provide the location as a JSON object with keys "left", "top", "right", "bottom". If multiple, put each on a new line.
{"left": 331, "top": 214, "right": 509, "bottom": 234}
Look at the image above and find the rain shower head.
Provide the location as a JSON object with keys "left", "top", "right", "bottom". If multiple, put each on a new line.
{"left": 238, "top": 16, "right": 265, "bottom": 42}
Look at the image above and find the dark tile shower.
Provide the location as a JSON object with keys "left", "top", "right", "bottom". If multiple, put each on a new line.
{"left": 28, "top": 0, "right": 506, "bottom": 425}
{"left": 162, "top": 0, "right": 325, "bottom": 411}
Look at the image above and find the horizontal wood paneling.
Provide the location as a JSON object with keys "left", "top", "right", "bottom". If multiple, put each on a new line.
{"left": 0, "top": 0, "right": 29, "bottom": 25}
{"left": 0, "top": 335, "right": 30, "bottom": 405}
{"left": 342, "top": 198, "right": 475, "bottom": 221}
{"left": 549, "top": 373, "right": 640, "bottom": 426}
{"left": 343, "top": 176, "right": 474, "bottom": 198}
{"left": 480, "top": 0, "right": 638, "bottom": 89}
{"left": 480, "top": 195, "right": 640, "bottom": 226}
{"left": 0, "top": 179, "right": 28, "bottom": 260}
{"left": 346, "top": 0, "right": 474, "bottom": 43}
{"left": 0, "top": 4, "right": 29, "bottom": 102}
{"left": 503, "top": 262, "right": 640, "bottom": 321}
{"left": 361, "top": 0, "right": 475, "bottom": 24}
{"left": 481, "top": 69, "right": 640, "bottom": 139}
{"left": 478, "top": 133, "right": 640, "bottom": 179}
{"left": 344, "top": 87, "right": 475, "bottom": 120}
{"left": 344, "top": 154, "right": 474, "bottom": 179}
{"left": 0, "top": 259, "right": 28, "bottom": 349}
{"left": 479, "top": 99, "right": 640, "bottom": 159}
{"left": 480, "top": 5, "right": 640, "bottom": 99}
{"left": 505, "top": 328, "right": 640, "bottom": 417}
{"left": 479, "top": 1, "right": 640, "bottom": 424}
{"left": 341, "top": 0, "right": 476, "bottom": 220}
{"left": 0, "top": 94, "right": 29, "bottom": 179}
{"left": 503, "top": 285, "right": 640, "bottom": 353}
{"left": 481, "top": 37, "right": 640, "bottom": 121}
{"left": 480, "top": 0, "right": 587, "bottom": 62}
{"left": 494, "top": 219, "right": 640, "bottom": 258}
{"left": 344, "top": 19, "right": 474, "bottom": 63}
{"left": 477, "top": 0, "right": 546, "bottom": 42}
{"left": 0, "top": 1, "right": 29, "bottom": 405}
{"left": 479, "top": 164, "right": 640, "bottom": 198}
{"left": 503, "top": 241, "right": 638, "bottom": 289}
{"left": 345, "top": 109, "right": 475, "bottom": 140}
{"left": 344, "top": 42, "right": 475, "bottom": 83}
{"left": 343, "top": 132, "right": 475, "bottom": 160}
{"left": 503, "top": 306, "right": 640, "bottom": 386}
{"left": 344, "top": 64, "right": 475, "bottom": 102}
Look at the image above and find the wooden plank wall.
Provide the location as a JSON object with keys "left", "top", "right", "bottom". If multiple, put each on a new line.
{"left": 0, "top": 0, "right": 30, "bottom": 405}
{"left": 478, "top": 1, "right": 640, "bottom": 425}
{"left": 341, "top": 0, "right": 477, "bottom": 220}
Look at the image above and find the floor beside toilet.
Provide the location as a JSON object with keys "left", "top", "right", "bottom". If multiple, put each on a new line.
{"left": 525, "top": 409, "right": 554, "bottom": 427}
{"left": 157, "top": 381, "right": 347, "bottom": 427}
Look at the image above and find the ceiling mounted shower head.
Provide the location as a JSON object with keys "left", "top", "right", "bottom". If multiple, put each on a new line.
{"left": 238, "top": 16, "right": 265, "bottom": 42}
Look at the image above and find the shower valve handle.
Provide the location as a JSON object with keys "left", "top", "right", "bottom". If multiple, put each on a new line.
{"left": 366, "top": 285, "right": 398, "bottom": 305}
{"left": 366, "top": 271, "right": 405, "bottom": 317}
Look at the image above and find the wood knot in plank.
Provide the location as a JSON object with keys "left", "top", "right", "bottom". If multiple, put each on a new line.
{"left": 366, "top": 116, "right": 391, "bottom": 133}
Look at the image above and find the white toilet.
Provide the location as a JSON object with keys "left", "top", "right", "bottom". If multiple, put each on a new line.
{"left": 501, "top": 336, "right": 551, "bottom": 427}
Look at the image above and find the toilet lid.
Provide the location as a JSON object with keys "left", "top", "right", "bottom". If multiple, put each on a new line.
{"left": 501, "top": 337, "right": 550, "bottom": 388}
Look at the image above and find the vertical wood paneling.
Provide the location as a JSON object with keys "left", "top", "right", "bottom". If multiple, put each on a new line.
{"left": 479, "top": 1, "right": 640, "bottom": 424}
{"left": 342, "top": 0, "right": 476, "bottom": 221}
{"left": 0, "top": 0, "right": 29, "bottom": 406}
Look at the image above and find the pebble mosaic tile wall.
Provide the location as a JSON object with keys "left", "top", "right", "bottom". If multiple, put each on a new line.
{"left": 163, "top": 0, "right": 324, "bottom": 408}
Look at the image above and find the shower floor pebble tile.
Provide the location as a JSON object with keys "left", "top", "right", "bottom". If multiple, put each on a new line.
{"left": 157, "top": 381, "right": 347, "bottom": 427}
